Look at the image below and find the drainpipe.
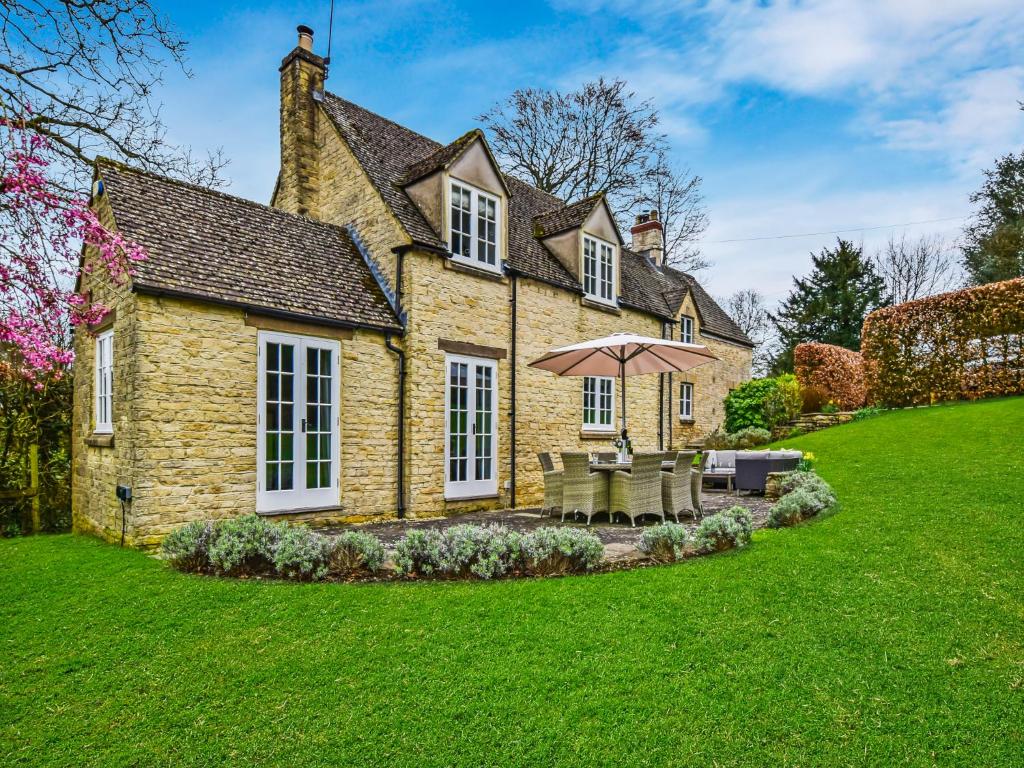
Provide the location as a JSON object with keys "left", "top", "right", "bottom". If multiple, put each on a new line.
{"left": 659, "top": 320, "right": 667, "bottom": 450}
{"left": 384, "top": 248, "right": 407, "bottom": 519}
{"left": 668, "top": 321, "right": 674, "bottom": 449}
{"left": 508, "top": 273, "right": 518, "bottom": 509}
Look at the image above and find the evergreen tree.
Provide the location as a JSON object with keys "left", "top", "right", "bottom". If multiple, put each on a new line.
{"left": 961, "top": 150, "right": 1024, "bottom": 285}
{"left": 769, "top": 239, "right": 888, "bottom": 373}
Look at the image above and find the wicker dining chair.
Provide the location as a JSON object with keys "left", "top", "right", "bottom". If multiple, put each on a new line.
{"left": 690, "top": 452, "right": 709, "bottom": 518}
{"left": 609, "top": 453, "right": 664, "bottom": 527}
{"left": 537, "top": 452, "right": 563, "bottom": 516}
{"left": 661, "top": 451, "right": 697, "bottom": 522}
{"left": 560, "top": 452, "right": 609, "bottom": 524}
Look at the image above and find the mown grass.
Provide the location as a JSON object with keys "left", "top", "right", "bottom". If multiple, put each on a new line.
{"left": 2, "top": 398, "right": 1023, "bottom": 766}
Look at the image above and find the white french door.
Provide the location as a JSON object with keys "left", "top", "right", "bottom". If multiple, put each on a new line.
{"left": 444, "top": 354, "right": 498, "bottom": 499}
{"left": 257, "top": 331, "right": 340, "bottom": 512}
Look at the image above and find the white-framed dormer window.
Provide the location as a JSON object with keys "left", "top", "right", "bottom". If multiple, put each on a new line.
{"left": 583, "top": 235, "right": 616, "bottom": 304}
{"left": 680, "top": 381, "right": 694, "bottom": 421}
{"left": 680, "top": 315, "right": 695, "bottom": 345}
{"left": 449, "top": 180, "right": 501, "bottom": 272}
{"left": 94, "top": 329, "right": 113, "bottom": 434}
{"left": 583, "top": 376, "right": 615, "bottom": 431}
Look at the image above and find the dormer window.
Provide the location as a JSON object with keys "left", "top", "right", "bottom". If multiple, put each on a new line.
{"left": 680, "top": 314, "right": 695, "bottom": 344}
{"left": 449, "top": 180, "right": 500, "bottom": 272}
{"left": 583, "top": 235, "right": 616, "bottom": 304}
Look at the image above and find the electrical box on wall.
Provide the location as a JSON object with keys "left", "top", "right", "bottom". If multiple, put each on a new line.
{"left": 116, "top": 485, "right": 132, "bottom": 502}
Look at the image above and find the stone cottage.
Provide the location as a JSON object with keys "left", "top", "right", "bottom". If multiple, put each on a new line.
{"left": 73, "top": 26, "right": 753, "bottom": 545}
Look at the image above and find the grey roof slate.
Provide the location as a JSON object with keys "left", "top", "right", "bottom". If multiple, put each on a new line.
{"left": 662, "top": 265, "right": 754, "bottom": 347}
{"left": 532, "top": 194, "right": 604, "bottom": 238}
{"left": 96, "top": 159, "right": 402, "bottom": 332}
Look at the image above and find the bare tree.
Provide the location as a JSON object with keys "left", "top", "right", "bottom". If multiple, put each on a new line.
{"left": 722, "top": 289, "right": 774, "bottom": 376}
{"left": 633, "top": 148, "right": 709, "bottom": 272}
{"left": 479, "top": 79, "right": 710, "bottom": 271}
{"left": 479, "top": 78, "right": 660, "bottom": 207}
{"left": 0, "top": 0, "right": 227, "bottom": 192}
{"left": 872, "top": 233, "right": 960, "bottom": 304}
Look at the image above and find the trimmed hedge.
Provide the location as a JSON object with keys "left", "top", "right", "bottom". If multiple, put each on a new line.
{"left": 861, "top": 277, "right": 1024, "bottom": 406}
{"left": 794, "top": 342, "right": 866, "bottom": 411}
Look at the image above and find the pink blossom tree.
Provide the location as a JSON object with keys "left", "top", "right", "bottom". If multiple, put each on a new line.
{"left": 0, "top": 118, "right": 146, "bottom": 384}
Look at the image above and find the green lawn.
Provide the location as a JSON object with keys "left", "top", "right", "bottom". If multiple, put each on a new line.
{"left": 3, "top": 399, "right": 1024, "bottom": 767}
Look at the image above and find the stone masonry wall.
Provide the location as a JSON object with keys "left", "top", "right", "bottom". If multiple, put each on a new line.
{"left": 402, "top": 252, "right": 669, "bottom": 515}
{"left": 75, "top": 288, "right": 399, "bottom": 547}
{"left": 71, "top": 195, "right": 139, "bottom": 543}
{"left": 670, "top": 292, "right": 753, "bottom": 445}
{"left": 72, "top": 196, "right": 140, "bottom": 548}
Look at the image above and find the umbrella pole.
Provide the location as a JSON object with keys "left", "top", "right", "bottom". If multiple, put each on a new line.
{"left": 619, "top": 356, "right": 628, "bottom": 462}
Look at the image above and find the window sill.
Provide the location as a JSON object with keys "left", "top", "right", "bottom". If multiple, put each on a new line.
{"left": 445, "top": 257, "right": 506, "bottom": 282}
{"left": 678, "top": 418, "right": 695, "bottom": 425}
{"left": 580, "top": 429, "right": 617, "bottom": 440}
{"left": 580, "top": 297, "right": 621, "bottom": 315}
{"left": 85, "top": 433, "right": 115, "bottom": 448}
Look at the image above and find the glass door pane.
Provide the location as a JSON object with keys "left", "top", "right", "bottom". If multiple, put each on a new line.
{"left": 264, "top": 341, "right": 295, "bottom": 492}
{"left": 305, "top": 345, "right": 333, "bottom": 490}
{"left": 448, "top": 361, "right": 469, "bottom": 483}
{"left": 474, "top": 364, "right": 493, "bottom": 481}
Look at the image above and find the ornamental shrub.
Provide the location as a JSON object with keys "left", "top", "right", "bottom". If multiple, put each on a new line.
{"left": 768, "top": 488, "right": 827, "bottom": 528}
{"left": 638, "top": 523, "right": 691, "bottom": 563}
{"left": 861, "top": 277, "right": 1024, "bottom": 406}
{"left": 327, "top": 531, "right": 386, "bottom": 576}
{"left": 520, "top": 527, "right": 604, "bottom": 576}
{"left": 161, "top": 520, "right": 213, "bottom": 572}
{"left": 724, "top": 378, "right": 779, "bottom": 431}
{"left": 724, "top": 376, "right": 802, "bottom": 432}
{"left": 852, "top": 405, "right": 884, "bottom": 421}
{"left": 207, "top": 515, "right": 283, "bottom": 576}
{"left": 780, "top": 470, "right": 837, "bottom": 509}
{"left": 794, "top": 342, "right": 867, "bottom": 411}
{"left": 693, "top": 506, "right": 753, "bottom": 552}
{"left": 730, "top": 427, "right": 772, "bottom": 449}
{"left": 439, "top": 524, "right": 522, "bottom": 579}
{"left": 393, "top": 529, "right": 445, "bottom": 577}
{"left": 272, "top": 526, "right": 330, "bottom": 581}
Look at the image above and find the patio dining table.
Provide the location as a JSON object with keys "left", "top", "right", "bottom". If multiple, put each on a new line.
{"left": 589, "top": 461, "right": 679, "bottom": 472}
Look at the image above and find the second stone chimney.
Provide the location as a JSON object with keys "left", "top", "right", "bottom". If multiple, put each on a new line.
{"left": 278, "top": 25, "right": 325, "bottom": 218}
{"left": 631, "top": 210, "right": 664, "bottom": 267}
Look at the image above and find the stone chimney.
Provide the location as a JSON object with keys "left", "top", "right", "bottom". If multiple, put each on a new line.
{"left": 631, "top": 210, "right": 664, "bottom": 267}
{"left": 278, "top": 25, "right": 325, "bottom": 218}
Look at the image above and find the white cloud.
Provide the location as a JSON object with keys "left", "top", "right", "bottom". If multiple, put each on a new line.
{"left": 870, "top": 67, "right": 1024, "bottom": 176}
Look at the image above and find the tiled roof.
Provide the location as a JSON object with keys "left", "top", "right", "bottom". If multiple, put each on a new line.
{"left": 663, "top": 265, "right": 754, "bottom": 347}
{"left": 95, "top": 159, "right": 402, "bottom": 332}
{"left": 532, "top": 194, "right": 605, "bottom": 238}
{"left": 401, "top": 129, "right": 483, "bottom": 185}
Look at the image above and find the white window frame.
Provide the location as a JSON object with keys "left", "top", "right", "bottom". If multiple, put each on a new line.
{"left": 680, "top": 381, "right": 694, "bottom": 421}
{"left": 582, "top": 376, "right": 615, "bottom": 431}
{"left": 448, "top": 179, "right": 502, "bottom": 273}
{"left": 94, "top": 329, "right": 113, "bottom": 434}
{"left": 256, "top": 330, "right": 341, "bottom": 513}
{"left": 680, "top": 315, "right": 695, "bottom": 345}
{"left": 583, "top": 234, "right": 616, "bottom": 305}
{"left": 444, "top": 353, "right": 499, "bottom": 500}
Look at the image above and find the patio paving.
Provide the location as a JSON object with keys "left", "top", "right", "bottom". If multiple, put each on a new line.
{"left": 323, "top": 492, "right": 775, "bottom": 563}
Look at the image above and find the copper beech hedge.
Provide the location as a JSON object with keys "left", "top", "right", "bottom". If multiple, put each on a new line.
{"left": 793, "top": 342, "right": 867, "bottom": 410}
{"left": 861, "top": 278, "right": 1024, "bottom": 406}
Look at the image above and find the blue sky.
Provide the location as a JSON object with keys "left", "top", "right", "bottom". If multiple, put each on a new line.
{"left": 157, "top": 0, "right": 1024, "bottom": 302}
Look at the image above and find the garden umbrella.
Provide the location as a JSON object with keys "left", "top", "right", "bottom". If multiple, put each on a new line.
{"left": 528, "top": 332, "right": 717, "bottom": 459}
